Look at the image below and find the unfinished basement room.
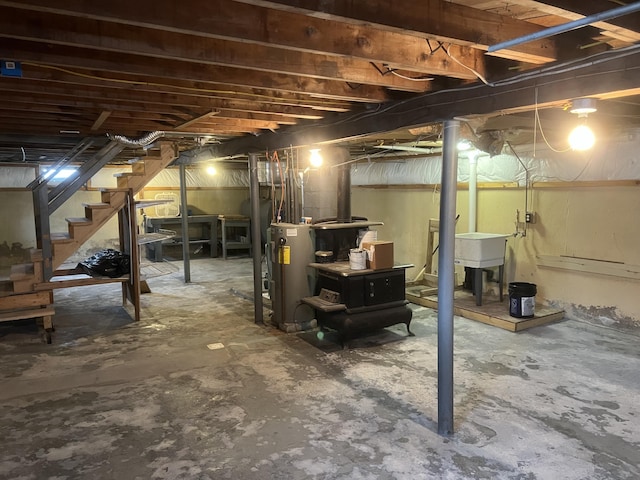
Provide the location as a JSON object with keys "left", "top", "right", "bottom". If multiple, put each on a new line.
{"left": 1, "top": 1, "right": 639, "bottom": 479}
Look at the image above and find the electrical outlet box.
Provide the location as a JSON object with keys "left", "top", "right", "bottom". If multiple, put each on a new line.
{"left": 525, "top": 212, "right": 536, "bottom": 224}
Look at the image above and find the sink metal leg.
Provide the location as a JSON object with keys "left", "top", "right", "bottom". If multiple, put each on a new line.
{"left": 474, "top": 267, "right": 483, "bottom": 306}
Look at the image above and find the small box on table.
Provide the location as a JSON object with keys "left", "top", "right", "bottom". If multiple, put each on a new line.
{"left": 363, "top": 241, "right": 394, "bottom": 270}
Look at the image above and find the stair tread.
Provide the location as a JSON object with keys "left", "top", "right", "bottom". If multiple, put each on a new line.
{"left": 113, "top": 172, "right": 141, "bottom": 178}
{"left": 51, "top": 233, "right": 73, "bottom": 243}
{"left": 99, "top": 187, "right": 132, "bottom": 192}
{"left": 66, "top": 217, "right": 92, "bottom": 225}
{"left": 83, "top": 202, "right": 111, "bottom": 209}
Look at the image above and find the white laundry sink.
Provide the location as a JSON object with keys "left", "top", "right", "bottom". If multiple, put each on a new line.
{"left": 454, "top": 233, "right": 508, "bottom": 268}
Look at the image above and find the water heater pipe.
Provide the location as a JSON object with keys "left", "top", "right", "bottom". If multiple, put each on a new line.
{"left": 468, "top": 152, "right": 478, "bottom": 233}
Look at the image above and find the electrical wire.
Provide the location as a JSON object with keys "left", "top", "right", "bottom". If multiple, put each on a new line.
{"left": 390, "top": 70, "right": 434, "bottom": 82}
{"left": 534, "top": 108, "right": 571, "bottom": 153}
{"left": 441, "top": 43, "right": 491, "bottom": 86}
{"left": 267, "top": 150, "right": 277, "bottom": 223}
{"left": 273, "top": 151, "right": 286, "bottom": 222}
{"left": 532, "top": 87, "right": 570, "bottom": 154}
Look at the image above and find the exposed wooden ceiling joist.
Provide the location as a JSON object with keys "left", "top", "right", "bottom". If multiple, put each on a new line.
{"left": 233, "top": 0, "right": 559, "bottom": 63}
{"left": 197, "top": 48, "right": 640, "bottom": 159}
{"left": 0, "top": 0, "right": 489, "bottom": 79}
{"left": 0, "top": 0, "right": 638, "bottom": 164}
{"left": 0, "top": 6, "right": 436, "bottom": 92}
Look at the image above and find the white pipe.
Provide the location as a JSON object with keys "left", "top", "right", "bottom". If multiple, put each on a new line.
{"left": 468, "top": 152, "right": 478, "bottom": 233}
{"left": 488, "top": 1, "right": 640, "bottom": 53}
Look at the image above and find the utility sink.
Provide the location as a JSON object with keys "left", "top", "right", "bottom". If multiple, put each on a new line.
{"left": 454, "top": 233, "right": 508, "bottom": 268}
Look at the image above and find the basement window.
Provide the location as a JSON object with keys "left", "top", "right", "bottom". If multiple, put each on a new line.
{"left": 41, "top": 167, "right": 79, "bottom": 184}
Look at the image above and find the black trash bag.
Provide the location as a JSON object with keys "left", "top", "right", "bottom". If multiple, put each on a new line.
{"left": 78, "top": 249, "right": 130, "bottom": 278}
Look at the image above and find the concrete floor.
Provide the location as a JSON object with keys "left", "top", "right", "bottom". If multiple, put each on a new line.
{"left": 0, "top": 257, "right": 639, "bottom": 479}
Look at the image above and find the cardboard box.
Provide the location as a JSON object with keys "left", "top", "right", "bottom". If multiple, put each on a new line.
{"left": 363, "top": 241, "right": 394, "bottom": 270}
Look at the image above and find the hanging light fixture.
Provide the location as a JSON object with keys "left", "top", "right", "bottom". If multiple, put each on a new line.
{"left": 309, "top": 148, "right": 323, "bottom": 167}
{"left": 568, "top": 98, "right": 597, "bottom": 151}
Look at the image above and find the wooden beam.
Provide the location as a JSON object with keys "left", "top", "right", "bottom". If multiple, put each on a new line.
{"left": 90, "top": 110, "right": 111, "bottom": 131}
{"left": 0, "top": 72, "right": 351, "bottom": 114}
{"left": 0, "top": 6, "right": 429, "bottom": 92}
{"left": 193, "top": 117, "right": 282, "bottom": 131}
{"left": 0, "top": 0, "right": 487, "bottom": 79}
{"left": 17, "top": 63, "right": 354, "bottom": 110}
{"left": 233, "top": 0, "right": 558, "bottom": 63}
{"left": 175, "top": 111, "right": 220, "bottom": 130}
{"left": 3, "top": 38, "right": 391, "bottom": 103}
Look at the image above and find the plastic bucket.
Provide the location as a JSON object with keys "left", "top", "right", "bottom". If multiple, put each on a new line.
{"left": 509, "top": 282, "right": 537, "bottom": 318}
{"left": 349, "top": 248, "right": 367, "bottom": 270}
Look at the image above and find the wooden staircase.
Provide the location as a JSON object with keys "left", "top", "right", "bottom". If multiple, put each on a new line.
{"left": 50, "top": 142, "right": 175, "bottom": 270}
{"left": 1, "top": 141, "right": 176, "bottom": 342}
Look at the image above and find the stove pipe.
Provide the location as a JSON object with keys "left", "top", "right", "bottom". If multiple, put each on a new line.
{"left": 336, "top": 161, "right": 351, "bottom": 223}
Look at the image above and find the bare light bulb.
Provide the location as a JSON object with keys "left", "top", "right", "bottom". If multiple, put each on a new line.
{"left": 206, "top": 165, "right": 217, "bottom": 175}
{"left": 309, "top": 148, "right": 323, "bottom": 167}
{"left": 568, "top": 124, "right": 595, "bottom": 151}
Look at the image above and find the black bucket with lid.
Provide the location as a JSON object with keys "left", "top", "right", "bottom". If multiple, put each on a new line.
{"left": 509, "top": 282, "right": 537, "bottom": 318}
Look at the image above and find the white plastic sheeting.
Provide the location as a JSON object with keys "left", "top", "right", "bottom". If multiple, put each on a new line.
{"left": 0, "top": 165, "right": 37, "bottom": 188}
{"left": 351, "top": 130, "right": 640, "bottom": 186}
{"left": 89, "top": 166, "right": 250, "bottom": 189}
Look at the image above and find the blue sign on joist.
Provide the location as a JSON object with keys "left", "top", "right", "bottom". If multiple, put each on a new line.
{"left": 1, "top": 60, "right": 23, "bottom": 77}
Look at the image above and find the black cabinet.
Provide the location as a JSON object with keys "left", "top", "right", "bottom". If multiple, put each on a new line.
{"left": 364, "top": 270, "right": 406, "bottom": 306}
{"left": 317, "top": 268, "right": 406, "bottom": 308}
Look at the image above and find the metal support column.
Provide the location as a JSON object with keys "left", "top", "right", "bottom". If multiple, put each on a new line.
{"left": 179, "top": 163, "right": 191, "bottom": 283}
{"left": 249, "top": 153, "right": 264, "bottom": 324}
{"left": 438, "top": 120, "right": 460, "bottom": 435}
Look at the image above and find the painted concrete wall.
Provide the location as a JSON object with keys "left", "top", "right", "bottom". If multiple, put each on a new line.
{"left": 352, "top": 184, "right": 640, "bottom": 329}
{"left": 0, "top": 191, "right": 37, "bottom": 267}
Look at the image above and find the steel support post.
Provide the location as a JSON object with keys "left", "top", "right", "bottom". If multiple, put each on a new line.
{"left": 437, "top": 120, "right": 460, "bottom": 435}
{"left": 179, "top": 163, "right": 191, "bottom": 283}
{"left": 249, "top": 153, "right": 264, "bottom": 324}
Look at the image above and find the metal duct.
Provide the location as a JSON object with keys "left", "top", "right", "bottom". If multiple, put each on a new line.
{"left": 107, "top": 131, "right": 166, "bottom": 147}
